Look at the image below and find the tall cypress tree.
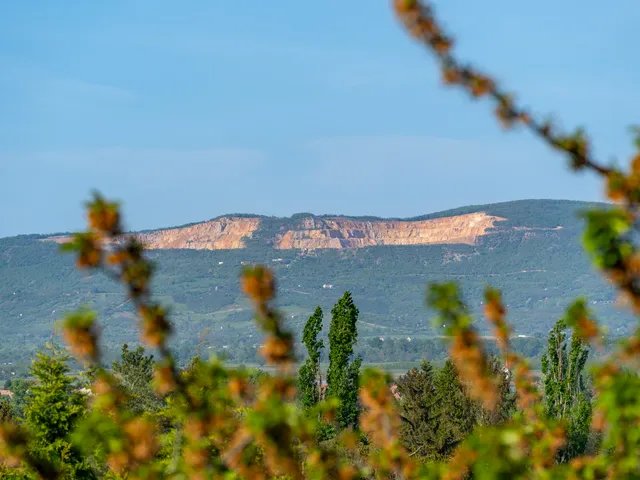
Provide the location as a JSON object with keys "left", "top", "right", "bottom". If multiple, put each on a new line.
{"left": 326, "top": 291, "right": 361, "bottom": 430}
{"left": 541, "top": 317, "right": 592, "bottom": 462}
{"left": 298, "top": 306, "right": 324, "bottom": 410}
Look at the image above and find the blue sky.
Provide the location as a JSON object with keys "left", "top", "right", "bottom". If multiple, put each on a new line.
{"left": 1, "top": 0, "right": 638, "bottom": 237}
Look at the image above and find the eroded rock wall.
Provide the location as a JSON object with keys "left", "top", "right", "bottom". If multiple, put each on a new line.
{"left": 43, "top": 213, "right": 508, "bottom": 250}
{"left": 275, "top": 212, "right": 505, "bottom": 249}
{"left": 43, "top": 217, "right": 261, "bottom": 250}
{"left": 135, "top": 217, "right": 261, "bottom": 250}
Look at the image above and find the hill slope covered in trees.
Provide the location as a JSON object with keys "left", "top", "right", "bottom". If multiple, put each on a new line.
{"left": 0, "top": 199, "right": 629, "bottom": 365}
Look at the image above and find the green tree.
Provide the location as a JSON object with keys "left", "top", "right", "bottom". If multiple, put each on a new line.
{"left": 326, "top": 291, "right": 361, "bottom": 430}
{"left": 432, "top": 359, "right": 477, "bottom": 459}
{"left": 9, "top": 379, "right": 33, "bottom": 420}
{"left": 247, "top": 367, "right": 270, "bottom": 387}
{"left": 541, "top": 317, "right": 592, "bottom": 462}
{"left": 298, "top": 306, "right": 324, "bottom": 411}
{"left": 112, "top": 343, "right": 160, "bottom": 415}
{"left": 24, "top": 352, "right": 93, "bottom": 479}
{"left": 398, "top": 355, "right": 515, "bottom": 461}
{"left": 342, "top": 355, "right": 362, "bottom": 426}
{"left": 77, "top": 363, "right": 99, "bottom": 389}
{"left": 0, "top": 397, "right": 14, "bottom": 424}
{"left": 477, "top": 355, "right": 517, "bottom": 427}
{"left": 397, "top": 361, "right": 441, "bottom": 459}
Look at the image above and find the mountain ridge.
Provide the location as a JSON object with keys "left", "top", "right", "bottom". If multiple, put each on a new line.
{"left": 38, "top": 199, "right": 607, "bottom": 251}
{"left": 6, "top": 198, "right": 606, "bottom": 239}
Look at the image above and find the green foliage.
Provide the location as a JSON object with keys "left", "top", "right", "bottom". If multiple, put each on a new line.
{"left": 0, "top": 398, "right": 14, "bottom": 424}
{"left": 427, "top": 283, "right": 472, "bottom": 334}
{"left": 247, "top": 367, "right": 271, "bottom": 386}
{"left": 481, "top": 356, "right": 517, "bottom": 427}
{"left": 581, "top": 209, "right": 633, "bottom": 270}
{"left": 111, "top": 343, "right": 162, "bottom": 415}
{"left": 541, "top": 317, "right": 592, "bottom": 462}
{"left": 326, "top": 291, "right": 362, "bottom": 430}
{"left": 431, "top": 360, "right": 477, "bottom": 459}
{"left": 298, "top": 306, "right": 324, "bottom": 411}
{"left": 396, "top": 361, "right": 440, "bottom": 459}
{"left": 590, "top": 366, "right": 640, "bottom": 476}
{"left": 23, "top": 351, "right": 93, "bottom": 479}
{"left": 8, "top": 379, "right": 33, "bottom": 421}
{"left": 398, "top": 355, "right": 516, "bottom": 462}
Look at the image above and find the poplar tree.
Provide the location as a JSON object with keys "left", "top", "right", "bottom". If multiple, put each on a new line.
{"left": 326, "top": 291, "right": 361, "bottom": 430}
{"left": 298, "top": 306, "right": 324, "bottom": 410}
{"left": 541, "top": 316, "right": 592, "bottom": 462}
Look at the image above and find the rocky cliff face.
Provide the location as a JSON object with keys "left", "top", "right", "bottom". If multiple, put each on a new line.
{"left": 275, "top": 212, "right": 505, "bottom": 249}
{"left": 44, "top": 212, "right": 510, "bottom": 250}
{"left": 134, "top": 217, "right": 261, "bottom": 250}
{"left": 44, "top": 217, "right": 261, "bottom": 250}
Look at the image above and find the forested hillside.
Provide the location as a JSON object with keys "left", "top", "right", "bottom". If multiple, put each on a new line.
{"left": 0, "top": 199, "right": 628, "bottom": 366}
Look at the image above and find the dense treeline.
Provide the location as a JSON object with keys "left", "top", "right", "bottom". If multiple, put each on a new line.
{"left": 0, "top": 304, "right": 605, "bottom": 478}
{"left": 0, "top": 330, "right": 624, "bottom": 383}
{"left": 206, "top": 334, "right": 617, "bottom": 368}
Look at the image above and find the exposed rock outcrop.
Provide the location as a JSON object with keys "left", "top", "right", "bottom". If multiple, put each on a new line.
{"left": 134, "top": 217, "right": 261, "bottom": 250}
{"left": 44, "top": 217, "right": 261, "bottom": 250}
{"left": 275, "top": 213, "right": 505, "bottom": 249}
{"left": 42, "top": 212, "right": 512, "bottom": 251}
